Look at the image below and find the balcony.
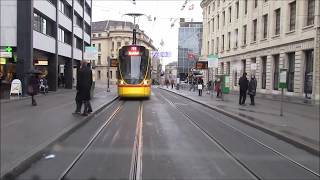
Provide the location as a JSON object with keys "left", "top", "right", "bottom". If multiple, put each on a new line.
{"left": 58, "top": 11, "right": 72, "bottom": 30}
{"left": 58, "top": 41, "right": 72, "bottom": 58}
{"left": 33, "top": 30, "right": 56, "bottom": 53}
{"left": 73, "top": 48, "right": 83, "bottom": 60}
{"left": 33, "top": 0, "right": 56, "bottom": 21}
{"left": 74, "top": 26, "right": 83, "bottom": 39}
{"left": 84, "top": 11, "right": 91, "bottom": 24}
{"left": 74, "top": 1, "right": 83, "bottom": 17}
{"left": 84, "top": 32, "right": 91, "bottom": 44}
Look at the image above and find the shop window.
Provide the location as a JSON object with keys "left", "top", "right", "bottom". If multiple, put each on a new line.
{"left": 33, "top": 12, "right": 54, "bottom": 37}
{"left": 261, "top": 56, "right": 267, "bottom": 89}
{"left": 304, "top": 50, "right": 313, "bottom": 95}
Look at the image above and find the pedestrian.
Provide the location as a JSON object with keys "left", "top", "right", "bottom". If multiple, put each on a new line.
{"left": 248, "top": 75, "right": 257, "bottom": 105}
{"left": 198, "top": 78, "right": 203, "bottom": 96}
{"left": 74, "top": 61, "right": 93, "bottom": 116}
{"left": 215, "top": 79, "right": 222, "bottom": 98}
{"left": 27, "top": 74, "right": 40, "bottom": 106}
{"left": 238, "top": 72, "right": 249, "bottom": 105}
{"left": 171, "top": 79, "right": 174, "bottom": 89}
{"left": 165, "top": 79, "right": 169, "bottom": 88}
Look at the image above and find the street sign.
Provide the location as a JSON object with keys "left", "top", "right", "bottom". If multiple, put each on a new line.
{"left": 279, "top": 68, "right": 287, "bottom": 88}
{"left": 0, "top": 51, "right": 12, "bottom": 58}
{"left": 208, "top": 54, "right": 218, "bottom": 68}
{"left": 84, "top": 46, "right": 98, "bottom": 60}
{"left": 151, "top": 51, "right": 172, "bottom": 58}
{"left": 110, "top": 58, "right": 118, "bottom": 67}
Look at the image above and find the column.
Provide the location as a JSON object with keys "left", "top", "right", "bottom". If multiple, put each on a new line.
{"left": 313, "top": 28, "right": 320, "bottom": 100}
{"left": 48, "top": 54, "right": 58, "bottom": 91}
{"left": 256, "top": 56, "right": 261, "bottom": 90}
{"left": 64, "top": 58, "right": 73, "bottom": 89}
{"left": 16, "top": 0, "right": 33, "bottom": 95}
{"left": 294, "top": 50, "right": 303, "bottom": 94}
{"left": 266, "top": 55, "right": 272, "bottom": 90}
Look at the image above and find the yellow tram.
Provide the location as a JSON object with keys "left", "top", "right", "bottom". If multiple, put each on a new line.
{"left": 117, "top": 45, "right": 151, "bottom": 98}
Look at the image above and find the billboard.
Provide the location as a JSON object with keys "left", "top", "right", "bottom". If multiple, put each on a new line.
{"left": 84, "top": 46, "right": 98, "bottom": 60}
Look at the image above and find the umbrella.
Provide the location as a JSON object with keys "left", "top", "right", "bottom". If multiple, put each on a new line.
{"left": 26, "top": 68, "right": 43, "bottom": 74}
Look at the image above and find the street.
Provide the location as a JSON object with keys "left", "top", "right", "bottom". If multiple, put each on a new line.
{"left": 16, "top": 88, "right": 319, "bottom": 180}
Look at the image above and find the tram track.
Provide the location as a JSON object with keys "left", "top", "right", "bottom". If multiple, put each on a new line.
{"left": 58, "top": 101, "right": 125, "bottom": 180}
{"left": 159, "top": 89, "right": 320, "bottom": 179}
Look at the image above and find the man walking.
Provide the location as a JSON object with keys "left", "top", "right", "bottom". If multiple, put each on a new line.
{"left": 74, "top": 61, "right": 93, "bottom": 116}
{"left": 198, "top": 78, "right": 204, "bottom": 96}
{"left": 248, "top": 75, "right": 257, "bottom": 105}
{"left": 238, "top": 72, "right": 249, "bottom": 105}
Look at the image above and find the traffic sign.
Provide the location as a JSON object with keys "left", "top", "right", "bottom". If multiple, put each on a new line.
{"left": 151, "top": 51, "right": 172, "bottom": 58}
{"left": 84, "top": 46, "right": 98, "bottom": 60}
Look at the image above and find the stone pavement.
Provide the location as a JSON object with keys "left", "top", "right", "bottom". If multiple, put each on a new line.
{"left": 0, "top": 85, "right": 118, "bottom": 177}
{"left": 160, "top": 86, "right": 320, "bottom": 154}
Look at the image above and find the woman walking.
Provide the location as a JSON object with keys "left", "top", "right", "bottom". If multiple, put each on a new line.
{"left": 248, "top": 76, "right": 257, "bottom": 105}
{"left": 28, "top": 74, "right": 40, "bottom": 106}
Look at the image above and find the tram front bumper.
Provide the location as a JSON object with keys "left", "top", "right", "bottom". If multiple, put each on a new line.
{"left": 118, "top": 86, "right": 151, "bottom": 97}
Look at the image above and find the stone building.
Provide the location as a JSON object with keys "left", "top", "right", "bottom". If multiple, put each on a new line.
{"left": 201, "top": 0, "right": 319, "bottom": 100}
{"left": 91, "top": 20, "right": 156, "bottom": 85}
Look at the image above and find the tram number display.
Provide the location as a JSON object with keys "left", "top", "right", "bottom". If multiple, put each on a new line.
{"left": 110, "top": 58, "right": 118, "bottom": 67}
{"left": 127, "top": 46, "right": 142, "bottom": 56}
{"left": 196, "top": 61, "right": 208, "bottom": 69}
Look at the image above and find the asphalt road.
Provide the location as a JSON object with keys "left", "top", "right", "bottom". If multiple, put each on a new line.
{"left": 17, "top": 88, "right": 319, "bottom": 180}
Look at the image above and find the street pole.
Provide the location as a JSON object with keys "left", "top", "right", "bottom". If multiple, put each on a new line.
{"left": 107, "top": 56, "right": 110, "bottom": 92}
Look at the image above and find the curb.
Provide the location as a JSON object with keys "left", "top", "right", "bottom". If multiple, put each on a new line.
{"left": 159, "top": 87, "right": 320, "bottom": 156}
{"left": 1, "top": 96, "right": 119, "bottom": 179}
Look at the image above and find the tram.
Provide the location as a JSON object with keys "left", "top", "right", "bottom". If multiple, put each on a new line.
{"left": 117, "top": 45, "right": 151, "bottom": 98}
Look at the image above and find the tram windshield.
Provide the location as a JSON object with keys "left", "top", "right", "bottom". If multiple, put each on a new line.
{"left": 119, "top": 46, "right": 149, "bottom": 84}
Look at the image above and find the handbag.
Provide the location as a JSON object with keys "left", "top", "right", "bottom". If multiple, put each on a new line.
{"left": 198, "top": 84, "right": 203, "bottom": 90}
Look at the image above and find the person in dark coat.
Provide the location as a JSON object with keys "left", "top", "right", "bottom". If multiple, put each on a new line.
{"left": 28, "top": 74, "right": 40, "bottom": 106}
{"left": 198, "top": 78, "right": 204, "bottom": 96}
{"left": 238, "top": 72, "right": 249, "bottom": 105}
{"left": 74, "top": 61, "right": 93, "bottom": 116}
{"left": 248, "top": 75, "right": 257, "bottom": 105}
{"left": 215, "top": 79, "right": 222, "bottom": 98}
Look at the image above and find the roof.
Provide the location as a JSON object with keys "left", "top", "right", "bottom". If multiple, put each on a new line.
{"left": 92, "top": 20, "right": 136, "bottom": 32}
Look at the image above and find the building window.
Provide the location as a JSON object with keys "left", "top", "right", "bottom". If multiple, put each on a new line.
{"left": 213, "top": 2, "right": 215, "bottom": 11}
{"left": 222, "top": 11, "right": 225, "bottom": 26}
{"left": 273, "top": 54, "right": 280, "bottom": 90}
{"left": 243, "top": 25, "right": 247, "bottom": 45}
{"left": 307, "top": 0, "right": 315, "bottom": 26}
{"left": 85, "top": 3, "right": 91, "bottom": 15}
{"left": 110, "top": 70, "right": 113, "bottom": 79}
{"left": 275, "top": 8, "right": 281, "bottom": 35}
{"left": 287, "top": 52, "right": 295, "bottom": 92}
{"left": 244, "top": 0, "right": 248, "bottom": 15}
{"left": 234, "top": 29, "right": 238, "bottom": 48}
{"left": 253, "top": 19, "right": 257, "bottom": 42}
{"left": 220, "top": 63, "right": 224, "bottom": 74}
{"left": 74, "top": 36, "right": 83, "bottom": 50}
{"left": 263, "top": 14, "right": 268, "bottom": 39}
{"left": 227, "top": 62, "right": 230, "bottom": 75}
{"left": 58, "top": 27, "right": 64, "bottom": 42}
{"left": 98, "top": 33, "right": 101, "bottom": 37}
{"left": 304, "top": 50, "right": 313, "bottom": 94}
{"left": 242, "top": 59, "right": 246, "bottom": 73}
{"left": 229, "top": 6, "right": 232, "bottom": 23}
{"left": 289, "top": 1, "right": 296, "bottom": 31}
{"left": 125, "top": 41, "right": 129, "bottom": 46}
{"left": 208, "top": 6, "right": 210, "bottom": 15}
{"left": 117, "top": 42, "right": 121, "bottom": 49}
{"left": 74, "top": 13, "right": 83, "bottom": 27}
{"left": 254, "top": 0, "right": 258, "bottom": 8}
{"left": 217, "top": 0, "right": 220, "bottom": 7}
{"left": 212, "top": 18, "right": 215, "bottom": 32}
{"left": 111, "top": 41, "right": 114, "bottom": 51}
{"left": 221, "top": 35, "right": 224, "bottom": 51}
{"left": 33, "top": 12, "right": 54, "bottom": 37}
{"left": 236, "top": 1, "right": 239, "bottom": 19}
{"left": 98, "top": 70, "right": 101, "bottom": 80}
{"left": 85, "top": 23, "right": 90, "bottom": 34}
{"left": 216, "top": 37, "right": 219, "bottom": 54}
{"left": 217, "top": 15, "right": 220, "bottom": 30}
{"left": 261, "top": 56, "right": 267, "bottom": 89}
{"left": 211, "top": 39, "right": 214, "bottom": 54}
{"left": 98, "top": 43, "right": 101, "bottom": 52}
{"left": 234, "top": 70, "right": 238, "bottom": 86}
{"left": 228, "top": 32, "right": 231, "bottom": 50}
{"left": 97, "top": 55, "right": 101, "bottom": 65}
{"left": 93, "top": 34, "right": 96, "bottom": 38}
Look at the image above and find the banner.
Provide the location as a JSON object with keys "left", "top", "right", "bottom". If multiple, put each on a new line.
{"left": 84, "top": 46, "right": 98, "bottom": 61}
{"left": 208, "top": 54, "right": 218, "bottom": 68}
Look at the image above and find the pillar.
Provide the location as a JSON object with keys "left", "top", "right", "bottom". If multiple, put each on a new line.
{"left": 48, "top": 54, "right": 58, "bottom": 91}
{"left": 266, "top": 55, "right": 272, "bottom": 90}
{"left": 65, "top": 58, "right": 73, "bottom": 89}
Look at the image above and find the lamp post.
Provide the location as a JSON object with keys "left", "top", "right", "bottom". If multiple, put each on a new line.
{"left": 107, "top": 56, "right": 110, "bottom": 92}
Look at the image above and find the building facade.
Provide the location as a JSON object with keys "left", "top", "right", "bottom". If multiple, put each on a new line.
{"left": 165, "top": 61, "right": 178, "bottom": 83}
{"left": 91, "top": 20, "right": 156, "bottom": 85}
{"left": 0, "top": 0, "right": 92, "bottom": 97}
{"left": 178, "top": 19, "right": 203, "bottom": 81}
{"left": 201, "top": 0, "right": 320, "bottom": 100}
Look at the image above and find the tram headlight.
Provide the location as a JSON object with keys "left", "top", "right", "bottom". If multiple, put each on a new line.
{"left": 143, "top": 80, "right": 148, "bottom": 85}
{"left": 120, "top": 80, "right": 124, "bottom": 85}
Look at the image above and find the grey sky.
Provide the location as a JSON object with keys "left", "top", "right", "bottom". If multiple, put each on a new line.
{"left": 92, "top": 0, "right": 203, "bottom": 66}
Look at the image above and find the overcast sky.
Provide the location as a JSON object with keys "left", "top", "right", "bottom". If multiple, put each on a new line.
{"left": 92, "top": 0, "right": 203, "bottom": 66}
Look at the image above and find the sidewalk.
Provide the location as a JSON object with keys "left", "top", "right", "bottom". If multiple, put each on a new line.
{"left": 160, "top": 86, "right": 320, "bottom": 154}
{"left": 0, "top": 85, "right": 118, "bottom": 177}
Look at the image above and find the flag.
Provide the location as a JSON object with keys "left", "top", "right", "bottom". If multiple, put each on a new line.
{"left": 188, "top": 4, "right": 194, "bottom": 10}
